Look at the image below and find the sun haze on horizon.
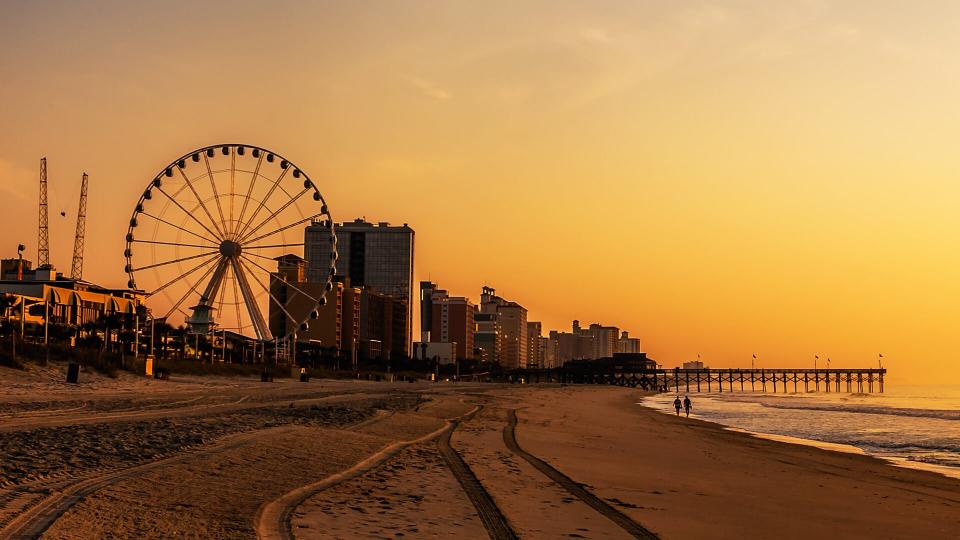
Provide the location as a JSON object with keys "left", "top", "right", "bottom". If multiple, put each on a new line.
{"left": 1, "top": 1, "right": 958, "bottom": 384}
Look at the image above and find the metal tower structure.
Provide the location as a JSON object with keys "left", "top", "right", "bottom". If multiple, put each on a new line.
{"left": 37, "top": 157, "right": 51, "bottom": 268}
{"left": 71, "top": 173, "right": 89, "bottom": 281}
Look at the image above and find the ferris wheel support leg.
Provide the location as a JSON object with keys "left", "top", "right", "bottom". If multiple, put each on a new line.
{"left": 200, "top": 259, "right": 230, "bottom": 307}
{"left": 230, "top": 258, "right": 272, "bottom": 341}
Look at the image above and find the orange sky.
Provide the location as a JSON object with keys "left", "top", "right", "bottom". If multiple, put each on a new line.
{"left": 2, "top": 1, "right": 958, "bottom": 383}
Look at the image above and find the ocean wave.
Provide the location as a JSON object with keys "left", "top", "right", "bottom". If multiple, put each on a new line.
{"left": 753, "top": 402, "right": 960, "bottom": 421}
{"left": 905, "top": 454, "right": 960, "bottom": 468}
{"left": 851, "top": 440, "right": 960, "bottom": 453}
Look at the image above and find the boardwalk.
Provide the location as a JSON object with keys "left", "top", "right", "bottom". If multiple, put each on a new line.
{"left": 506, "top": 367, "right": 887, "bottom": 394}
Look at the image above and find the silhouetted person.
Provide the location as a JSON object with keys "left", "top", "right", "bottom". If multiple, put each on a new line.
{"left": 673, "top": 396, "right": 682, "bottom": 415}
{"left": 683, "top": 395, "right": 692, "bottom": 418}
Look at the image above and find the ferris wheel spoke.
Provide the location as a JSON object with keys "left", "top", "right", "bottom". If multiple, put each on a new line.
{"left": 146, "top": 253, "right": 220, "bottom": 297}
{"left": 236, "top": 166, "right": 290, "bottom": 240}
{"left": 132, "top": 239, "right": 218, "bottom": 250}
{"left": 242, "top": 250, "right": 293, "bottom": 263}
{"left": 237, "top": 187, "right": 310, "bottom": 244}
{"left": 242, "top": 213, "right": 325, "bottom": 246}
{"left": 201, "top": 153, "right": 230, "bottom": 239}
{"left": 234, "top": 152, "right": 264, "bottom": 239}
{"left": 229, "top": 258, "right": 272, "bottom": 341}
{"left": 130, "top": 251, "right": 219, "bottom": 273}
{"left": 239, "top": 254, "right": 322, "bottom": 304}
{"left": 245, "top": 242, "right": 306, "bottom": 250}
{"left": 176, "top": 166, "right": 226, "bottom": 239}
{"left": 228, "top": 150, "right": 237, "bottom": 238}
{"left": 155, "top": 186, "right": 224, "bottom": 242}
{"left": 139, "top": 212, "right": 221, "bottom": 246}
{"left": 237, "top": 258, "right": 301, "bottom": 327}
{"left": 163, "top": 256, "right": 222, "bottom": 320}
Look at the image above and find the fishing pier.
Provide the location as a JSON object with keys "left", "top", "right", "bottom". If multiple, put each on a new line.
{"left": 505, "top": 362, "right": 886, "bottom": 394}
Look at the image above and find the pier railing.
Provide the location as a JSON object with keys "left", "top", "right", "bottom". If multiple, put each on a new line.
{"left": 503, "top": 367, "right": 887, "bottom": 393}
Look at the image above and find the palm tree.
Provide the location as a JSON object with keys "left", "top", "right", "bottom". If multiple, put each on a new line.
{"left": 0, "top": 294, "right": 18, "bottom": 362}
{"left": 97, "top": 312, "right": 125, "bottom": 354}
{"left": 155, "top": 322, "right": 175, "bottom": 360}
{"left": 172, "top": 325, "right": 188, "bottom": 360}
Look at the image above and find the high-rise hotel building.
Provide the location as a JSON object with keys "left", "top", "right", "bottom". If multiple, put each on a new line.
{"left": 305, "top": 218, "right": 414, "bottom": 356}
{"left": 420, "top": 281, "right": 476, "bottom": 361}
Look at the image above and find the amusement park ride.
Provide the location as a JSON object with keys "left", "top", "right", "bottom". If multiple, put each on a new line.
{"left": 124, "top": 144, "right": 337, "bottom": 356}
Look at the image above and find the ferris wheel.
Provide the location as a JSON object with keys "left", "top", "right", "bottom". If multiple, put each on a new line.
{"left": 124, "top": 144, "right": 337, "bottom": 342}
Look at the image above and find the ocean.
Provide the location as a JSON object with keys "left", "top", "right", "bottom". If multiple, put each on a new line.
{"left": 642, "top": 384, "right": 960, "bottom": 479}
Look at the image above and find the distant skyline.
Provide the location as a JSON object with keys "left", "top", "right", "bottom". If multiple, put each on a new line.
{"left": 3, "top": 1, "right": 960, "bottom": 383}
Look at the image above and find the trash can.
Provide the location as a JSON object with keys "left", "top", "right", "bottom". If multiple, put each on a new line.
{"left": 66, "top": 362, "right": 80, "bottom": 384}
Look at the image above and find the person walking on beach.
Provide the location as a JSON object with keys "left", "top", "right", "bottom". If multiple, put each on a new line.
{"left": 683, "top": 395, "right": 692, "bottom": 418}
{"left": 673, "top": 396, "right": 682, "bottom": 415}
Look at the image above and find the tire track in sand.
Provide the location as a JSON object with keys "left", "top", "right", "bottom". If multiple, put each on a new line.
{"left": 0, "top": 425, "right": 297, "bottom": 540}
{"left": 254, "top": 405, "right": 504, "bottom": 540}
{"left": 437, "top": 407, "right": 518, "bottom": 540}
{"left": 1, "top": 392, "right": 402, "bottom": 538}
{"left": 503, "top": 409, "right": 659, "bottom": 540}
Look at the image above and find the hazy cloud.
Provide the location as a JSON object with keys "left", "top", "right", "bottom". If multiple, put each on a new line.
{"left": 406, "top": 76, "right": 452, "bottom": 100}
{"left": 0, "top": 158, "right": 32, "bottom": 201}
{"left": 579, "top": 27, "right": 613, "bottom": 45}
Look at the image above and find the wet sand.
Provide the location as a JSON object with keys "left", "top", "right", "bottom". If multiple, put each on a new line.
{"left": 512, "top": 386, "right": 960, "bottom": 539}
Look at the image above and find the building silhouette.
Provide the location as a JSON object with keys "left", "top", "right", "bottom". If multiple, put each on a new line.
{"left": 527, "top": 321, "right": 543, "bottom": 368}
{"left": 305, "top": 218, "right": 414, "bottom": 356}
{"left": 478, "top": 286, "right": 528, "bottom": 369}
{"left": 419, "top": 281, "right": 475, "bottom": 361}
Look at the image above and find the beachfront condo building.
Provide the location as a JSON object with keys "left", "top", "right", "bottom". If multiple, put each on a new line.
{"left": 547, "top": 320, "right": 643, "bottom": 365}
{"left": 479, "top": 286, "right": 528, "bottom": 369}
{"left": 305, "top": 218, "right": 414, "bottom": 356}
{"left": 527, "top": 321, "right": 543, "bottom": 368}
{"left": 420, "top": 281, "right": 476, "bottom": 361}
{"left": 617, "top": 331, "right": 642, "bottom": 354}
{"left": 588, "top": 323, "right": 619, "bottom": 359}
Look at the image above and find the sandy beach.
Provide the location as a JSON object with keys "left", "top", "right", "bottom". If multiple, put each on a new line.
{"left": 1, "top": 363, "right": 958, "bottom": 539}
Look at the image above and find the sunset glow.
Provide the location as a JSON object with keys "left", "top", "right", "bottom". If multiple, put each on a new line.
{"left": 3, "top": 1, "right": 959, "bottom": 383}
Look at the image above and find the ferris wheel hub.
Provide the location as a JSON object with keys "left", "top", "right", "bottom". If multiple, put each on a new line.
{"left": 219, "top": 240, "right": 242, "bottom": 258}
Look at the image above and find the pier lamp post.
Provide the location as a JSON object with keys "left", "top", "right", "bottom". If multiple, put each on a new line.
{"left": 827, "top": 357, "right": 831, "bottom": 370}
{"left": 814, "top": 355, "right": 818, "bottom": 370}
{"left": 878, "top": 353, "right": 883, "bottom": 369}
